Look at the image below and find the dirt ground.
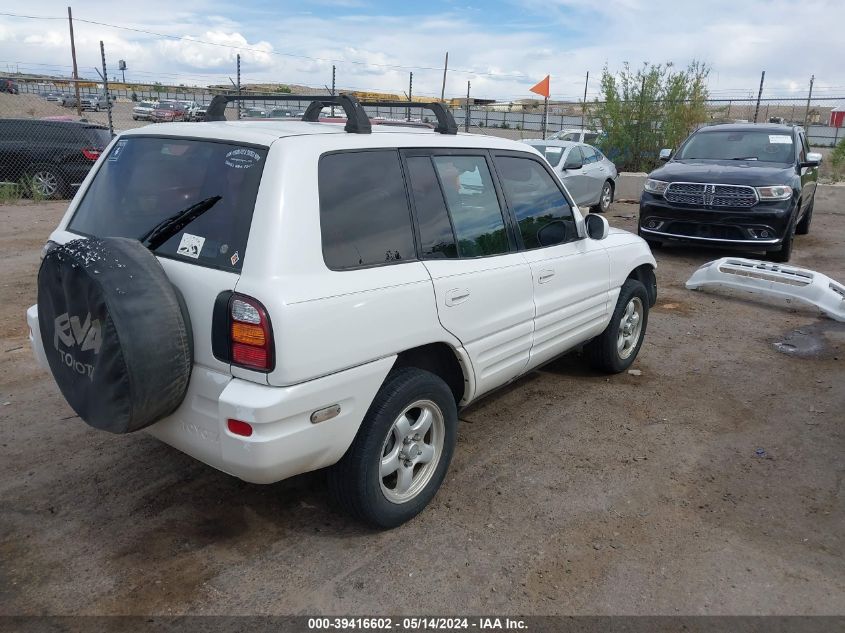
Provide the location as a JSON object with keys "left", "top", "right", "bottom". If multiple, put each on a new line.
{"left": 0, "top": 191, "right": 843, "bottom": 616}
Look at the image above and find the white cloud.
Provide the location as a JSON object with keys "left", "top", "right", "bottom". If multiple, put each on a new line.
{"left": 157, "top": 31, "right": 275, "bottom": 70}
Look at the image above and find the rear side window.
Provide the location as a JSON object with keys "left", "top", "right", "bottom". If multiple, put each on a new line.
{"left": 319, "top": 150, "right": 416, "bottom": 269}
{"left": 495, "top": 156, "right": 577, "bottom": 249}
{"left": 405, "top": 156, "right": 458, "bottom": 259}
{"left": 431, "top": 156, "right": 509, "bottom": 257}
{"left": 69, "top": 137, "right": 267, "bottom": 272}
{"left": 581, "top": 146, "right": 599, "bottom": 164}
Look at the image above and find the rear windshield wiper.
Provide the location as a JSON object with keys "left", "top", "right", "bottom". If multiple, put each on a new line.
{"left": 139, "top": 196, "right": 222, "bottom": 251}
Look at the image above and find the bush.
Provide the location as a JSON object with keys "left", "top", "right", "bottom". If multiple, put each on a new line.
{"left": 831, "top": 138, "right": 845, "bottom": 182}
{"left": 592, "top": 61, "right": 710, "bottom": 172}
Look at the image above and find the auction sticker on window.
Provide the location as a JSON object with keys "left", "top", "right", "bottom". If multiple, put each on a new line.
{"left": 108, "top": 139, "right": 127, "bottom": 162}
{"left": 769, "top": 135, "right": 793, "bottom": 144}
{"left": 225, "top": 148, "right": 262, "bottom": 169}
{"left": 176, "top": 233, "right": 206, "bottom": 259}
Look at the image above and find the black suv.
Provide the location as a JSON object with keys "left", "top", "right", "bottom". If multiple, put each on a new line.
{"left": 639, "top": 123, "right": 820, "bottom": 262}
{"left": 0, "top": 119, "right": 111, "bottom": 199}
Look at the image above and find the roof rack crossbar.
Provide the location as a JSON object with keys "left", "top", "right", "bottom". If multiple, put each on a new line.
{"left": 360, "top": 101, "right": 458, "bottom": 135}
{"left": 204, "top": 93, "right": 371, "bottom": 134}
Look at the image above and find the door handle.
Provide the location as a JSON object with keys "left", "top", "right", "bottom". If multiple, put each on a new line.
{"left": 445, "top": 288, "right": 471, "bottom": 306}
{"left": 538, "top": 270, "right": 555, "bottom": 284}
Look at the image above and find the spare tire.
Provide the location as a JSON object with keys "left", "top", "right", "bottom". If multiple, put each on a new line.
{"left": 37, "top": 237, "right": 193, "bottom": 433}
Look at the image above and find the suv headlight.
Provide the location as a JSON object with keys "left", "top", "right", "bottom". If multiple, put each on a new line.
{"left": 644, "top": 179, "right": 669, "bottom": 194}
{"left": 755, "top": 185, "right": 792, "bottom": 200}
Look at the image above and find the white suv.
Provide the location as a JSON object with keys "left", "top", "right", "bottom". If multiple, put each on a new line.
{"left": 27, "top": 95, "right": 656, "bottom": 528}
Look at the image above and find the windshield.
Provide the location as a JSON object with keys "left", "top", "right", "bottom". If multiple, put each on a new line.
{"left": 676, "top": 130, "right": 795, "bottom": 163}
{"left": 68, "top": 137, "right": 267, "bottom": 272}
{"left": 526, "top": 143, "right": 565, "bottom": 167}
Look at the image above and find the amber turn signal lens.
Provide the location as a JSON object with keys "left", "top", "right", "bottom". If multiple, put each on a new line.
{"left": 231, "top": 322, "right": 265, "bottom": 346}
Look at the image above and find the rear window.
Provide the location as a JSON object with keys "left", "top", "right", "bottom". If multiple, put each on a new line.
{"left": 68, "top": 137, "right": 267, "bottom": 272}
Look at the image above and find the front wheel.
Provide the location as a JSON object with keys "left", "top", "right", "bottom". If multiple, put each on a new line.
{"left": 584, "top": 279, "right": 649, "bottom": 373}
{"left": 591, "top": 180, "right": 613, "bottom": 213}
{"left": 769, "top": 221, "right": 795, "bottom": 263}
{"left": 328, "top": 368, "right": 457, "bottom": 529}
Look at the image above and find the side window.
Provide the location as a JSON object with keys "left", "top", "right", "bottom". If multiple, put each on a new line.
{"left": 584, "top": 133, "right": 599, "bottom": 144}
{"left": 799, "top": 132, "right": 809, "bottom": 162}
{"left": 495, "top": 156, "right": 577, "bottom": 249}
{"left": 563, "top": 146, "right": 584, "bottom": 169}
{"left": 431, "top": 156, "right": 509, "bottom": 257}
{"left": 581, "top": 146, "right": 598, "bottom": 164}
{"left": 405, "top": 156, "right": 458, "bottom": 259}
{"left": 319, "top": 150, "right": 416, "bottom": 270}
{"left": 561, "top": 132, "right": 579, "bottom": 141}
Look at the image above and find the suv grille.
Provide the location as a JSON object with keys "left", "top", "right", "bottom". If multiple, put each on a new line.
{"left": 665, "top": 182, "right": 757, "bottom": 208}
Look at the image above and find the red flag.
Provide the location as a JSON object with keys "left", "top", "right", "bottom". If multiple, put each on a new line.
{"left": 529, "top": 75, "right": 550, "bottom": 98}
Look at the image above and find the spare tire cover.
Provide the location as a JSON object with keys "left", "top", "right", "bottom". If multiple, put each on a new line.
{"left": 37, "top": 237, "right": 193, "bottom": 433}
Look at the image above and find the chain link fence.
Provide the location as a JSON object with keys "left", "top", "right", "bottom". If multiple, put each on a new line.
{"left": 2, "top": 75, "right": 844, "bottom": 199}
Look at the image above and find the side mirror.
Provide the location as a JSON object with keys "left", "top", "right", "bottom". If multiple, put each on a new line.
{"left": 536, "top": 220, "right": 571, "bottom": 247}
{"left": 659, "top": 148, "right": 672, "bottom": 161}
{"left": 585, "top": 214, "right": 609, "bottom": 240}
{"left": 801, "top": 152, "right": 822, "bottom": 168}
{"left": 563, "top": 158, "right": 583, "bottom": 171}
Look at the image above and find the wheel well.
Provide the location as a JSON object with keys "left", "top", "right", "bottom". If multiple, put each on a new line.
{"left": 627, "top": 264, "right": 657, "bottom": 307}
{"left": 393, "top": 343, "right": 467, "bottom": 404}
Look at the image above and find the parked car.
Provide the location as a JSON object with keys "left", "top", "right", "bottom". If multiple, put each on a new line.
{"left": 60, "top": 93, "right": 79, "bottom": 108}
{"left": 0, "top": 78, "right": 19, "bottom": 94}
{"left": 639, "top": 123, "right": 820, "bottom": 262}
{"left": 0, "top": 119, "right": 110, "bottom": 198}
{"left": 266, "top": 108, "right": 303, "bottom": 119}
{"left": 26, "top": 96, "right": 656, "bottom": 528}
{"left": 132, "top": 100, "right": 158, "bottom": 121}
{"left": 150, "top": 101, "right": 187, "bottom": 122}
{"left": 43, "top": 91, "right": 65, "bottom": 102}
{"left": 193, "top": 105, "right": 208, "bottom": 121}
{"left": 549, "top": 128, "right": 603, "bottom": 144}
{"left": 523, "top": 140, "right": 618, "bottom": 213}
{"left": 243, "top": 107, "right": 269, "bottom": 118}
{"left": 177, "top": 100, "right": 202, "bottom": 121}
{"left": 79, "top": 93, "right": 112, "bottom": 112}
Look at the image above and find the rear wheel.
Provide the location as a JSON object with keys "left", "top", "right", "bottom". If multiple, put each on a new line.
{"left": 328, "top": 368, "right": 457, "bottom": 528}
{"left": 591, "top": 180, "right": 613, "bottom": 213}
{"left": 584, "top": 279, "right": 649, "bottom": 373}
{"left": 795, "top": 195, "right": 814, "bottom": 235}
{"left": 27, "top": 166, "right": 65, "bottom": 199}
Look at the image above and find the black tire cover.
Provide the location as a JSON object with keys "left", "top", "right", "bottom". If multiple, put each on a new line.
{"left": 37, "top": 237, "right": 193, "bottom": 433}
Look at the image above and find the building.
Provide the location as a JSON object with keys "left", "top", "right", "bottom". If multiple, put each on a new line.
{"left": 830, "top": 106, "right": 845, "bottom": 128}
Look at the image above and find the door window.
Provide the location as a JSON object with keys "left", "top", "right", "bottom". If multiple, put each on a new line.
{"left": 319, "top": 150, "right": 416, "bottom": 269}
{"left": 431, "top": 156, "right": 509, "bottom": 257}
{"left": 563, "top": 146, "right": 584, "bottom": 169}
{"left": 581, "top": 146, "right": 599, "bottom": 164}
{"left": 405, "top": 156, "right": 458, "bottom": 259}
{"left": 495, "top": 156, "right": 577, "bottom": 249}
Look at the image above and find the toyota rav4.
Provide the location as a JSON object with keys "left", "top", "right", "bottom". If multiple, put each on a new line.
{"left": 28, "top": 95, "right": 657, "bottom": 528}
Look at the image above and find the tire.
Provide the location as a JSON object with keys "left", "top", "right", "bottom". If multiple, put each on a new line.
{"left": 584, "top": 279, "right": 649, "bottom": 373}
{"left": 591, "top": 180, "right": 613, "bottom": 213}
{"left": 795, "top": 195, "right": 814, "bottom": 235}
{"left": 769, "top": 220, "right": 795, "bottom": 263}
{"left": 37, "top": 237, "right": 193, "bottom": 434}
{"left": 327, "top": 368, "right": 457, "bottom": 529}
{"left": 27, "top": 165, "right": 66, "bottom": 200}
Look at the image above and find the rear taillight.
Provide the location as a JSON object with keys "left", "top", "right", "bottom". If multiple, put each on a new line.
{"left": 229, "top": 294, "right": 274, "bottom": 371}
{"left": 82, "top": 148, "right": 101, "bottom": 161}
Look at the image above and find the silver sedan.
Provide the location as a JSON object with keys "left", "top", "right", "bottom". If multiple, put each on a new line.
{"left": 523, "top": 140, "right": 618, "bottom": 213}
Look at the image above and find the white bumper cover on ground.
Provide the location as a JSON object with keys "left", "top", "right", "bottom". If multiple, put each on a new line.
{"left": 686, "top": 258, "right": 845, "bottom": 322}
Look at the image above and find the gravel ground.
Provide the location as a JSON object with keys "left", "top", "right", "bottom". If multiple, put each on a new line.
{"left": 0, "top": 193, "right": 843, "bottom": 616}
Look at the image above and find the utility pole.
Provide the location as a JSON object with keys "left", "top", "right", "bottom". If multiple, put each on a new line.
{"left": 99, "top": 41, "right": 113, "bottom": 137}
{"left": 67, "top": 6, "right": 82, "bottom": 117}
{"left": 407, "top": 72, "right": 413, "bottom": 121}
{"left": 236, "top": 54, "right": 241, "bottom": 120}
{"left": 465, "top": 80, "right": 470, "bottom": 132}
{"left": 804, "top": 74, "right": 815, "bottom": 128}
{"left": 753, "top": 70, "right": 765, "bottom": 123}
{"left": 581, "top": 71, "right": 589, "bottom": 129}
{"left": 330, "top": 64, "right": 336, "bottom": 117}
{"left": 440, "top": 52, "right": 449, "bottom": 102}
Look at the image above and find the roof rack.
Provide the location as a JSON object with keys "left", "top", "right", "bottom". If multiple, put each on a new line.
{"left": 204, "top": 93, "right": 371, "bottom": 133}
{"left": 360, "top": 100, "right": 458, "bottom": 135}
{"left": 203, "top": 94, "right": 459, "bottom": 135}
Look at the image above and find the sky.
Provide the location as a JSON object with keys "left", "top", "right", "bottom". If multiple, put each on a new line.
{"left": 0, "top": 0, "right": 843, "bottom": 101}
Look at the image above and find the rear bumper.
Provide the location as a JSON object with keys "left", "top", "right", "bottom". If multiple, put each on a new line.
{"left": 27, "top": 303, "right": 394, "bottom": 484}
{"left": 639, "top": 193, "right": 794, "bottom": 251}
